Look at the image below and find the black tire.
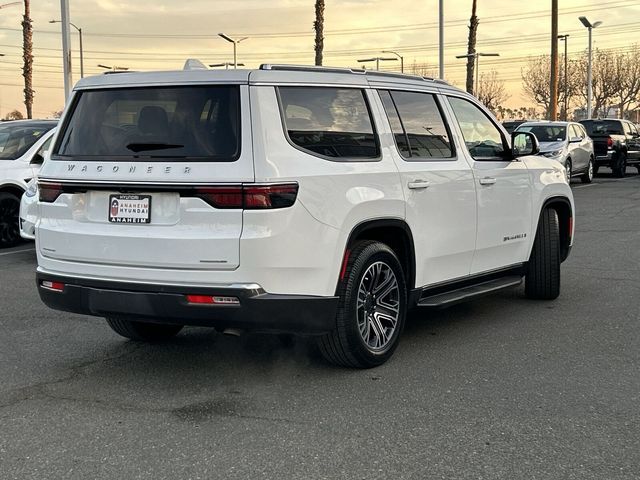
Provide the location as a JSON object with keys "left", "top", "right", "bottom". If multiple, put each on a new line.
{"left": 564, "top": 159, "right": 572, "bottom": 183}
{"left": 0, "top": 192, "right": 22, "bottom": 248}
{"left": 593, "top": 164, "right": 600, "bottom": 176}
{"left": 105, "top": 317, "right": 183, "bottom": 341}
{"left": 317, "top": 241, "right": 407, "bottom": 368}
{"left": 580, "top": 156, "right": 594, "bottom": 184}
{"left": 613, "top": 151, "right": 627, "bottom": 178}
{"left": 525, "top": 208, "right": 561, "bottom": 300}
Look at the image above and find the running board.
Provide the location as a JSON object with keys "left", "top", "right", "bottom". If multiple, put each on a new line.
{"left": 417, "top": 275, "right": 523, "bottom": 308}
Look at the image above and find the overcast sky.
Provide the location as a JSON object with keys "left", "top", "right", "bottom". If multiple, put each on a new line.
{"left": 0, "top": 0, "right": 638, "bottom": 118}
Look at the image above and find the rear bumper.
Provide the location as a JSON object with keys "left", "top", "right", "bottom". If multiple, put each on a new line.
{"left": 37, "top": 272, "right": 339, "bottom": 335}
{"left": 595, "top": 151, "right": 614, "bottom": 165}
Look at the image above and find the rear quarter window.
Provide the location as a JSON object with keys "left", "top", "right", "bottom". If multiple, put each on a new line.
{"left": 277, "top": 86, "right": 380, "bottom": 161}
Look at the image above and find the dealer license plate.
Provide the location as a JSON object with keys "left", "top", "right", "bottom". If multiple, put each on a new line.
{"left": 108, "top": 194, "right": 151, "bottom": 224}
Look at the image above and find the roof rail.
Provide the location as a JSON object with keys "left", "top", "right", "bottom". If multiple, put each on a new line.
{"left": 365, "top": 70, "right": 450, "bottom": 85}
{"left": 260, "top": 64, "right": 365, "bottom": 75}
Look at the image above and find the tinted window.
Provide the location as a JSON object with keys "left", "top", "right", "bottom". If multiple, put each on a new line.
{"left": 0, "top": 123, "right": 55, "bottom": 160}
{"left": 278, "top": 87, "right": 379, "bottom": 160}
{"left": 448, "top": 97, "right": 506, "bottom": 159}
{"left": 379, "top": 90, "right": 453, "bottom": 160}
{"left": 580, "top": 120, "right": 624, "bottom": 136}
{"left": 56, "top": 86, "right": 240, "bottom": 161}
{"left": 517, "top": 125, "right": 567, "bottom": 142}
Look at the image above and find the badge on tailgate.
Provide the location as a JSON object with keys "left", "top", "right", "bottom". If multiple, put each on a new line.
{"left": 108, "top": 194, "right": 151, "bottom": 224}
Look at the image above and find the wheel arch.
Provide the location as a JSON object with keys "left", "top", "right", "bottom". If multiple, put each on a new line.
{"left": 540, "top": 196, "right": 573, "bottom": 262}
{"left": 0, "top": 182, "right": 26, "bottom": 200}
{"left": 340, "top": 218, "right": 416, "bottom": 292}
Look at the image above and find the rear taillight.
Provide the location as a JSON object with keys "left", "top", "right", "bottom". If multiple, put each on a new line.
{"left": 194, "top": 183, "right": 298, "bottom": 210}
{"left": 607, "top": 137, "right": 614, "bottom": 148}
{"left": 186, "top": 295, "right": 240, "bottom": 305}
{"left": 39, "top": 182, "right": 63, "bottom": 203}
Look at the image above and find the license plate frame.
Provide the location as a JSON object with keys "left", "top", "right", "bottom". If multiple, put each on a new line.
{"left": 108, "top": 194, "right": 152, "bottom": 224}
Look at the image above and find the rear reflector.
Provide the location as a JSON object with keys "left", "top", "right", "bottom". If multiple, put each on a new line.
{"left": 41, "top": 280, "right": 65, "bottom": 292}
{"left": 186, "top": 295, "right": 240, "bottom": 305}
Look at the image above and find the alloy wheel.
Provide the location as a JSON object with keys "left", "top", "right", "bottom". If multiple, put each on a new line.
{"left": 356, "top": 261, "right": 400, "bottom": 352}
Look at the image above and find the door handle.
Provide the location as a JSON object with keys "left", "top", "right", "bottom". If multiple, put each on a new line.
{"left": 408, "top": 180, "right": 430, "bottom": 190}
{"left": 479, "top": 177, "right": 496, "bottom": 185}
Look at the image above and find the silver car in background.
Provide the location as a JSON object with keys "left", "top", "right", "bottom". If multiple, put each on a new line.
{"left": 516, "top": 121, "right": 595, "bottom": 183}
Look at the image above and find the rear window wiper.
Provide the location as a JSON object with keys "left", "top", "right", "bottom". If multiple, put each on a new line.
{"left": 126, "top": 142, "right": 184, "bottom": 153}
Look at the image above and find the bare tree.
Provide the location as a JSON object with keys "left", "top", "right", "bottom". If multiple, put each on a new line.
{"left": 408, "top": 60, "right": 437, "bottom": 78}
{"left": 22, "top": 0, "right": 33, "bottom": 119}
{"left": 314, "top": 0, "right": 325, "bottom": 66}
{"left": 612, "top": 45, "right": 640, "bottom": 118}
{"left": 477, "top": 70, "right": 508, "bottom": 114}
{"left": 522, "top": 55, "right": 580, "bottom": 118}
{"left": 577, "top": 48, "right": 619, "bottom": 118}
{"left": 465, "top": 0, "right": 478, "bottom": 95}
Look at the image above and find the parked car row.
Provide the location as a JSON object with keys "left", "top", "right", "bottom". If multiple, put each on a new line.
{"left": 504, "top": 118, "right": 640, "bottom": 180}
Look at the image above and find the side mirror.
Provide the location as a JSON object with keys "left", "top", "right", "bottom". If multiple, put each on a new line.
{"left": 569, "top": 136, "right": 582, "bottom": 143}
{"left": 511, "top": 131, "right": 539, "bottom": 157}
{"left": 31, "top": 152, "right": 44, "bottom": 165}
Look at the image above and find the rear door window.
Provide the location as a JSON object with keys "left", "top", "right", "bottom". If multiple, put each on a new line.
{"left": 378, "top": 90, "right": 454, "bottom": 160}
{"left": 55, "top": 86, "right": 240, "bottom": 161}
{"left": 278, "top": 87, "right": 379, "bottom": 160}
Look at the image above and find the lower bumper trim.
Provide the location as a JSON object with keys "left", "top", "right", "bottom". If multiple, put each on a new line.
{"left": 37, "top": 273, "right": 339, "bottom": 335}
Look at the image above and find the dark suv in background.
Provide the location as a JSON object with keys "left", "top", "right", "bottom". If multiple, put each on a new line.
{"left": 579, "top": 119, "right": 640, "bottom": 177}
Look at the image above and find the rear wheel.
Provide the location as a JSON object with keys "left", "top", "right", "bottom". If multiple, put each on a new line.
{"left": 105, "top": 317, "right": 183, "bottom": 341}
{"left": 613, "top": 151, "right": 627, "bottom": 178}
{"left": 525, "top": 208, "right": 561, "bottom": 300}
{"left": 317, "top": 241, "right": 407, "bottom": 368}
{"left": 0, "top": 192, "right": 22, "bottom": 248}
{"left": 581, "top": 156, "right": 594, "bottom": 183}
{"left": 593, "top": 164, "right": 600, "bottom": 177}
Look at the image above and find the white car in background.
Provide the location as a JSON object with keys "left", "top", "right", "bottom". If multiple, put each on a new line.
{"left": 0, "top": 120, "right": 57, "bottom": 247}
{"left": 19, "top": 129, "right": 57, "bottom": 240}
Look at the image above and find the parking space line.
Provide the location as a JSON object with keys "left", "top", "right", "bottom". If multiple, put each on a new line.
{"left": 0, "top": 247, "right": 35, "bottom": 257}
{"left": 573, "top": 183, "right": 597, "bottom": 189}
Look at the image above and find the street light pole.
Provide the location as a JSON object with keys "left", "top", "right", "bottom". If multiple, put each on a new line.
{"left": 558, "top": 34, "right": 569, "bottom": 120}
{"left": 439, "top": 0, "right": 444, "bottom": 79}
{"left": 50, "top": 20, "right": 83, "bottom": 78}
{"left": 456, "top": 52, "right": 499, "bottom": 97}
{"left": 579, "top": 16, "right": 602, "bottom": 119}
{"left": 357, "top": 57, "right": 397, "bottom": 71}
{"left": 381, "top": 50, "right": 403, "bottom": 73}
{"left": 218, "top": 33, "right": 248, "bottom": 69}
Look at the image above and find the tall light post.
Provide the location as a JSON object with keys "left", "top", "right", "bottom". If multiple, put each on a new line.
{"left": 357, "top": 57, "right": 397, "bottom": 71}
{"left": 439, "top": 0, "right": 444, "bottom": 79}
{"left": 209, "top": 62, "right": 245, "bottom": 69}
{"left": 381, "top": 50, "right": 403, "bottom": 73}
{"left": 218, "top": 33, "right": 248, "bottom": 69}
{"left": 579, "top": 16, "right": 602, "bottom": 119}
{"left": 50, "top": 19, "right": 83, "bottom": 78}
{"left": 558, "top": 34, "right": 569, "bottom": 120}
{"left": 59, "top": 0, "right": 72, "bottom": 101}
{"left": 456, "top": 52, "right": 499, "bottom": 96}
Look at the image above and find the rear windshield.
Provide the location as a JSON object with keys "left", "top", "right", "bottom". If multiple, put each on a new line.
{"left": 55, "top": 86, "right": 240, "bottom": 161}
{"left": 516, "top": 125, "right": 566, "bottom": 142}
{"left": 580, "top": 120, "right": 623, "bottom": 136}
{"left": 0, "top": 123, "right": 55, "bottom": 160}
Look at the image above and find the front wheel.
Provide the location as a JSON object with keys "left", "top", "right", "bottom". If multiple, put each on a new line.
{"left": 564, "top": 159, "right": 572, "bottom": 183}
{"left": 317, "top": 241, "right": 407, "bottom": 368}
{"left": 525, "top": 208, "right": 561, "bottom": 300}
{"left": 106, "top": 317, "right": 183, "bottom": 341}
{"left": 0, "top": 192, "right": 22, "bottom": 248}
{"left": 581, "top": 157, "right": 594, "bottom": 183}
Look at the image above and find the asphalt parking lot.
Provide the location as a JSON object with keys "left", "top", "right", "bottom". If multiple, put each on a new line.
{"left": 1, "top": 170, "right": 639, "bottom": 480}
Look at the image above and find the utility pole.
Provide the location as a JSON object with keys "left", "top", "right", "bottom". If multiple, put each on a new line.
{"left": 60, "top": 0, "right": 72, "bottom": 101}
{"left": 550, "top": 0, "right": 559, "bottom": 120}
{"left": 439, "top": 0, "right": 444, "bottom": 79}
{"left": 558, "top": 34, "right": 569, "bottom": 120}
{"left": 465, "top": 0, "right": 478, "bottom": 95}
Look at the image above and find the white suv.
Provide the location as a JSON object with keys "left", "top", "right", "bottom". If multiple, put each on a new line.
{"left": 36, "top": 65, "right": 574, "bottom": 368}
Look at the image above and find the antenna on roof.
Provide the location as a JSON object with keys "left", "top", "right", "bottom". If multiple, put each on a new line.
{"left": 183, "top": 59, "right": 208, "bottom": 70}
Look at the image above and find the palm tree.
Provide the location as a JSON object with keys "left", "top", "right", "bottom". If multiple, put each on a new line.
{"left": 22, "top": 0, "right": 33, "bottom": 119}
{"left": 465, "top": 0, "right": 478, "bottom": 95}
{"left": 314, "top": 0, "right": 325, "bottom": 66}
